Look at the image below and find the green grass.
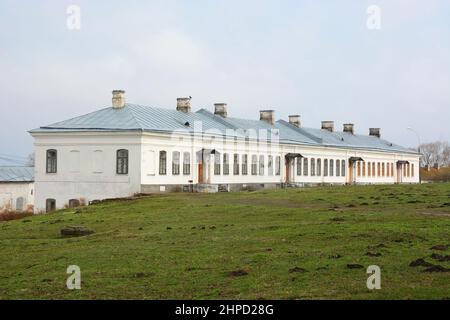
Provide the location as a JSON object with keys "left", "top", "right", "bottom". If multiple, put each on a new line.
{"left": 1, "top": 183, "right": 450, "bottom": 300}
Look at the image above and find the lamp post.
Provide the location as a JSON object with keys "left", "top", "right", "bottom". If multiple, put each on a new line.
{"left": 407, "top": 127, "right": 421, "bottom": 183}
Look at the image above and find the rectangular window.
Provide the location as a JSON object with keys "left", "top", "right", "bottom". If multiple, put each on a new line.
{"left": 223, "top": 153, "right": 230, "bottom": 175}
{"left": 317, "top": 159, "right": 322, "bottom": 176}
{"left": 357, "top": 162, "right": 361, "bottom": 177}
{"left": 303, "top": 158, "right": 308, "bottom": 176}
{"left": 391, "top": 163, "right": 394, "bottom": 177}
{"left": 251, "top": 155, "right": 258, "bottom": 175}
{"left": 116, "top": 149, "right": 129, "bottom": 175}
{"left": 275, "top": 156, "right": 281, "bottom": 176}
{"left": 341, "top": 160, "right": 346, "bottom": 177}
{"left": 183, "top": 152, "right": 190, "bottom": 175}
{"left": 372, "top": 163, "right": 376, "bottom": 177}
{"left": 362, "top": 162, "right": 366, "bottom": 177}
{"left": 382, "top": 163, "right": 385, "bottom": 177}
{"left": 46, "top": 149, "right": 57, "bottom": 173}
{"left": 311, "top": 158, "right": 316, "bottom": 176}
{"left": 214, "top": 153, "right": 221, "bottom": 175}
{"left": 242, "top": 154, "right": 248, "bottom": 175}
{"left": 329, "top": 159, "right": 334, "bottom": 176}
{"left": 172, "top": 151, "right": 180, "bottom": 175}
{"left": 159, "top": 151, "right": 167, "bottom": 175}
{"left": 377, "top": 162, "right": 381, "bottom": 177}
{"left": 367, "top": 162, "right": 371, "bottom": 177}
{"left": 411, "top": 163, "right": 415, "bottom": 177}
{"left": 297, "top": 157, "right": 302, "bottom": 176}
{"left": 259, "top": 155, "right": 265, "bottom": 175}
{"left": 336, "top": 160, "right": 341, "bottom": 177}
{"left": 233, "top": 153, "right": 240, "bottom": 175}
{"left": 386, "top": 162, "right": 390, "bottom": 177}
{"left": 268, "top": 155, "right": 274, "bottom": 176}
{"left": 324, "top": 159, "right": 328, "bottom": 177}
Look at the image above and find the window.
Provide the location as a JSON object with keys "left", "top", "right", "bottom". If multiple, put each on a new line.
{"left": 46, "top": 199, "right": 56, "bottom": 213}
{"left": 377, "top": 162, "right": 381, "bottom": 177}
{"left": 242, "top": 154, "right": 248, "bottom": 175}
{"left": 159, "top": 151, "right": 167, "bottom": 175}
{"left": 46, "top": 149, "right": 57, "bottom": 173}
{"left": 310, "top": 158, "right": 316, "bottom": 176}
{"left": 357, "top": 162, "right": 361, "bottom": 177}
{"left": 251, "top": 155, "right": 258, "bottom": 175}
{"left": 69, "top": 199, "right": 80, "bottom": 208}
{"left": 233, "top": 153, "right": 240, "bottom": 175}
{"left": 268, "top": 156, "right": 274, "bottom": 176}
{"left": 336, "top": 160, "right": 341, "bottom": 177}
{"left": 297, "top": 157, "right": 302, "bottom": 176}
{"left": 183, "top": 152, "right": 190, "bottom": 175}
{"left": 214, "top": 153, "right": 221, "bottom": 175}
{"left": 172, "top": 151, "right": 180, "bottom": 175}
{"left": 16, "top": 197, "right": 24, "bottom": 211}
{"left": 382, "top": 163, "right": 385, "bottom": 177}
{"left": 330, "top": 159, "right": 334, "bottom": 176}
{"left": 362, "top": 162, "right": 366, "bottom": 177}
{"left": 391, "top": 163, "right": 394, "bottom": 177}
{"left": 259, "top": 155, "right": 265, "bottom": 175}
{"left": 93, "top": 150, "right": 104, "bottom": 173}
{"left": 317, "top": 159, "right": 322, "bottom": 176}
{"left": 303, "top": 158, "right": 308, "bottom": 176}
{"left": 324, "top": 159, "right": 328, "bottom": 177}
{"left": 386, "top": 163, "right": 390, "bottom": 177}
{"left": 341, "top": 160, "right": 346, "bottom": 176}
{"left": 372, "top": 163, "right": 376, "bottom": 177}
{"left": 223, "top": 153, "right": 230, "bottom": 175}
{"left": 367, "top": 162, "right": 371, "bottom": 177}
{"left": 116, "top": 149, "right": 129, "bottom": 175}
{"left": 275, "top": 156, "right": 281, "bottom": 176}
{"left": 411, "top": 163, "right": 415, "bottom": 177}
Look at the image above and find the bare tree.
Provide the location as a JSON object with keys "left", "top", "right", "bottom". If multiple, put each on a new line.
{"left": 419, "top": 141, "right": 450, "bottom": 168}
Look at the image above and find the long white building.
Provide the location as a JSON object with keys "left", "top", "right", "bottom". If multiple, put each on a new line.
{"left": 30, "top": 90, "right": 420, "bottom": 213}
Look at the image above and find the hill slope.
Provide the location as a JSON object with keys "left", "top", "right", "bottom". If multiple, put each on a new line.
{"left": 1, "top": 184, "right": 449, "bottom": 299}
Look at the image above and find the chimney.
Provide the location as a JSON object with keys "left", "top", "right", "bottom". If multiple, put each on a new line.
{"left": 177, "top": 97, "right": 191, "bottom": 113}
{"left": 321, "top": 121, "right": 334, "bottom": 132}
{"left": 214, "top": 103, "right": 228, "bottom": 118}
{"left": 260, "top": 110, "right": 275, "bottom": 125}
{"left": 369, "top": 128, "right": 381, "bottom": 138}
{"left": 112, "top": 90, "right": 126, "bottom": 108}
{"left": 288, "top": 115, "right": 301, "bottom": 128}
{"left": 343, "top": 123, "right": 355, "bottom": 134}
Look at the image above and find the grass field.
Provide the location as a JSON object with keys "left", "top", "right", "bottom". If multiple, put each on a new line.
{"left": 1, "top": 183, "right": 449, "bottom": 300}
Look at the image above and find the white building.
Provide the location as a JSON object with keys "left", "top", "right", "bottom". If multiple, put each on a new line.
{"left": 30, "top": 90, "right": 420, "bottom": 213}
{"left": 0, "top": 166, "right": 34, "bottom": 213}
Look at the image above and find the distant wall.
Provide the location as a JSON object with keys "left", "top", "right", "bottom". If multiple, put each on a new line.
{"left": 0, "top": 182, "right": 34, "bottom": 212}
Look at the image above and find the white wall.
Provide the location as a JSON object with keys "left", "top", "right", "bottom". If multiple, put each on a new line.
{"left": 0, "top": 182, "right": 34, "bottom": 212}
{"left": 32, "top": 132, "right": 142, "bottom": 213}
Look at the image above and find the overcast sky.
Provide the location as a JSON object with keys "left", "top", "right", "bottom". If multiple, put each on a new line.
{"left": 0, "top": 0, "right": 449, "bottom": 165}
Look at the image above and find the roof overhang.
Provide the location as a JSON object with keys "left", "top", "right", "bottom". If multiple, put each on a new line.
{"left": 396, "top": 160, "right": 410, "bottom": 165}
{"left": 349, "top": 157, "right": 364, "bottom": 163}
{"left": 285, "top": 153, "right": 303, "bottom": 159}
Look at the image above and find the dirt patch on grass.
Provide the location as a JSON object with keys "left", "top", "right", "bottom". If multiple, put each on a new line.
{"left": 227, "top": 270, "right": 249, "bottom": 277}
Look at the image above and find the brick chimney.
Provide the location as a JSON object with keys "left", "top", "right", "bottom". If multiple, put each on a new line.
{"left": 260, "top": 110, "right": 275, "bottom": 125}
{"left": 321, "top": 121, "right": 334, "bottom": 132}
{"left": 369, "top": 128, "right": 381, "bottom": 138}
{"left": 214, "top": 103, "right": 228, "bottom": 118}
{"left": 177, "top": 97, "right": 191, "bottom": 113}
{"left": 288, "top": 115, "right": 301, "bottom": 128}
{"left": 112, "top": 90, "right": 126, "bottom": 109}
{"left": 343, "top": 123, "right": 355, "bottom": 134}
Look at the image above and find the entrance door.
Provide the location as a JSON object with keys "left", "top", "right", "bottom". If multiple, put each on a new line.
{"left": 198, "top": 163, "right": 204, "bottom": 183}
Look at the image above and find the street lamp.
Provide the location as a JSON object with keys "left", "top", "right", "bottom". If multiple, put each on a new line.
{"left": 407, "top": 127, "right": 421, "bottom": 183}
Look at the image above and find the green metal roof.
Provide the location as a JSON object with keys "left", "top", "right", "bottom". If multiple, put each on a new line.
{"left": 30, "top": 104, "right": 417, "bottom": 155}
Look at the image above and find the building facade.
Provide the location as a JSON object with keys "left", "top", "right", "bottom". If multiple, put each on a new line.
{"left": 30, "top": 90, "right": 420, "bottom": 213}
{"left": 0, "top": 167, "right": 34, "bottom": 213}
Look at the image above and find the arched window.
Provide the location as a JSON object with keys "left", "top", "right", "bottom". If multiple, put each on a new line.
{"left": 16, "top": 197, "right": 24, "bottom": 211}
{"left": 341, "top": 160, "right": 346, "bottom": 176}
{"left": 116, "top": 149, "right": 129, "bottom": 174}
{"left": 329, "top": 159, "right": 334, "bottom": 176}
{"left": 311, "top": 158, "right": 316, "bottom": 176}
{"left": 336, "top": 160, "right": 341, "bottom": 177}
{"left": 159, "top": 151, "right": 167, "bottom": 175}
{"left": 214, "top": 153, "right": 221, "bottom": 175}
{"left": 324, "top": 159, "right": 328, "bottom": 177}
{"left": 303, "top": 158, "right": 308, "bottom": 176}
{"left": 46, "top": 199, "right": 56, "bottom": 213}
{"left": 172, "top": 151, "right": 180, "bottom": 175}
{"left": 46, "top": 149, "right": 57, "bottom": 173}
{"left": 69, "top": 199, "right": 80, "bottom": 208}
{"left": 223, "top": 153, "right": 230, "bottom": 175}
{"left": 275, "top": 156, "right": 281, "bottom": 176}
{"left": 297, "top": 157, "right": 302, "bottom": 176}
{"left": 317, "top": 159, "right": 322, "bottom": 176}
{"left": 183, "top": 152, "right": 190, "bottom": 175}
